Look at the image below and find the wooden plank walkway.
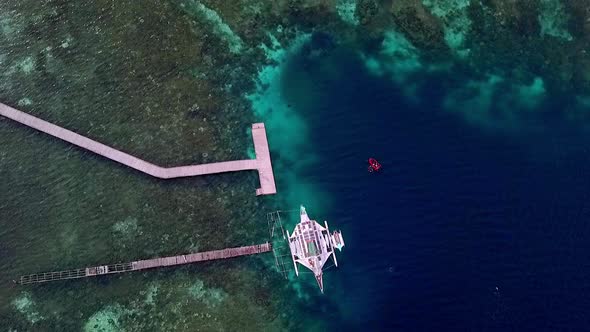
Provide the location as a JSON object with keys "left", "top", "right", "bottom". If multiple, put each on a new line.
{"left": 0, "top": 102, "right": 276, "bottom": 195}
{"left": 252, "top": 123, "right": 276, "bottom": 195}
{"left": 16, "top": 242, "right": 271, "bottom": 285}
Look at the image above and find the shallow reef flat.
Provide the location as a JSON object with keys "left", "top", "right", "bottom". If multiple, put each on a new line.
{"left": 1, "top": 0, "right": 590, "bottom": 330}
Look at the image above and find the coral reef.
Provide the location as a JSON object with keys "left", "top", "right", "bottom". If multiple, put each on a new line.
{"left": 2, "top": 0, "right": 590, "bottom": 330}
{"left": 12, "top": 292, "right": 44, "bottom": 324}
{"left": 336, "top": 0, "right": 360, "bottom": 25}
{"left": 538, "top": 0, "right": 573, "bottom": 41}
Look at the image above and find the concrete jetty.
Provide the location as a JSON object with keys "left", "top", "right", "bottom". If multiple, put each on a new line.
{"left": 0, "top": 102, "right": 276, "bottom": 195}
{"left": 15, "top": 242, "right": 272, "bottom": 285}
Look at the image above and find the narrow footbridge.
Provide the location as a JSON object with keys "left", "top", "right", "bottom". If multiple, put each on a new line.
{"left": 0, "top": 103, "right": 276, "bottom": 195}
{"left": 15, "top": 242, "right": 271, "bottom": 285}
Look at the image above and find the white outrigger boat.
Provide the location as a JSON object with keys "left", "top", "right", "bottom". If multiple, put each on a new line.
{"left": 287, "top": 205, "right": 345, "bottom": 293}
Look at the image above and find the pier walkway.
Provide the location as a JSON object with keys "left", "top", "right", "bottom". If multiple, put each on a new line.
{"left": 0, "top": 103, "right": 276, "bottom": 195}
{"left": 16, "top": 242, "right": 271, "bottom": 285}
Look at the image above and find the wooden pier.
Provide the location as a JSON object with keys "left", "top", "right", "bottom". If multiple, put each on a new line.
{"left": 0, "top": 103, "right": 276, "bottom": 195}
{"left": 16, "top": 242, "right": 271, "bottom": 285}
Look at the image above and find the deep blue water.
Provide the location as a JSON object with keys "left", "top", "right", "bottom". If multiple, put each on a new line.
{"left": 280, "top": 41, "right": 590, "bottom": 331}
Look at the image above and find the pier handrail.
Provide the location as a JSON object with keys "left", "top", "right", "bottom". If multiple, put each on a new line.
{"left": 15, "top": 242, "right": 272, "bottom": 285}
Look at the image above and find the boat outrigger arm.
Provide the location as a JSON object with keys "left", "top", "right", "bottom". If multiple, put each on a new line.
{"left": 324, "top": 220, "right": 337, "bottom": 267}
{"left": 286, "top": 205, "right": 345, "bottom": 293}
{"left": 286, "top": 229, "right": 299, "bottom": 276}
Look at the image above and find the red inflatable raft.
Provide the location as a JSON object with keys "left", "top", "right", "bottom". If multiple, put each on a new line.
{"left": 368, "top": 158, "right": 382, "bottom": 172}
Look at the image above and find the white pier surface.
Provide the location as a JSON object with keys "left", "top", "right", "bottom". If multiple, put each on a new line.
{"left": 0, "top": 102, "right": 276, "bottom": 195}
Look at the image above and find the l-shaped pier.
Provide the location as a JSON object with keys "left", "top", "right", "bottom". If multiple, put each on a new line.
{"left": 0, "top": 103, "right": 276, "bottom": 195}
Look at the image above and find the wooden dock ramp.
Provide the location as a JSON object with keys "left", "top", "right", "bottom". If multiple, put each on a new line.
{"left": 16, "top": 242, "right": 271, "bottom": 285}
{"left": 0, "top": 102, "right": 276, "bottom": 195}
